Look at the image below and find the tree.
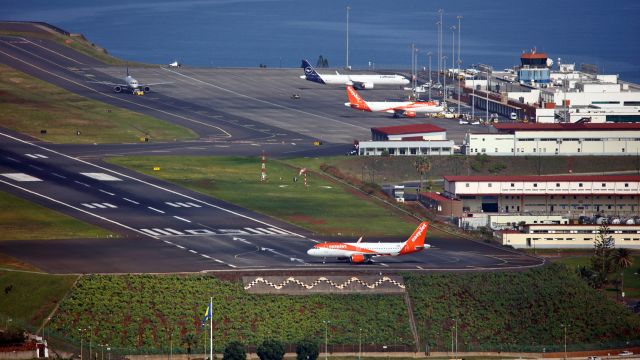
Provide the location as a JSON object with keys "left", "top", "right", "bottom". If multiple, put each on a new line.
{"left": 223, "top": 341, "right": 246, "bottom": 360}
{"left": 414, "top": 156, "right": 431, "bottom": 192}
{"left": 182, "top": 333, "right": 196, "bottom": 359}
{"left": 591, "top": 224, "right": 615, "bottom": 288}
{"left": 576, "top": 266, "right": 598, "bottom": 288}
{"left": 296, "top": 339, "right": 319, "bottom": 360}
{"left": 612, "top": 247, "right": 634, "bottom": 297}
{"left": 257, "top": 339, "right": 285, "bottom": 360}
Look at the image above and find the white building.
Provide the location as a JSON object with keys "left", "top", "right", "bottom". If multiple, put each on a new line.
{"left": 359, "top": 124, "right": 454, "bottom": 156}
{"left": 464, "top": 123, "right": 640, "bottom": 156}
{"left": 502, "top": 224, "right": 640, "bottom": 249}
{"left": 443, "top": 175, "right": 640, "bottom": 217}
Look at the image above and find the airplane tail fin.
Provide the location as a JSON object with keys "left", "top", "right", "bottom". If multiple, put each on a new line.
{"left": 301, "top": 59, "right": 325, "bottom": 84}
{"left": 346, "top": 85, "right": 371, "bottom": 111}
{"left": 126, "top": 62, "right": 130, "bottom": 77}
{"left": 399, "top": 221, "right": 429, "bottom": 254}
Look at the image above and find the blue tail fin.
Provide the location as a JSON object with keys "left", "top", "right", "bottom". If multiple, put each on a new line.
{"left": 301, "top": 59, "right": 325, "bottom": 84}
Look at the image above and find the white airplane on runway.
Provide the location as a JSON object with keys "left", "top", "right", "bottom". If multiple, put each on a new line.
{"left": 344, "top": 85, "right": 444, "bottom": 118}
{"left": 90, "top": 66, "right": 171, "bottom": 95}
{"left": 306, "top": 221, "right": 430, "bottom": 263}
{"left": 300, "top": 59, "right": 409, "bottom": 89}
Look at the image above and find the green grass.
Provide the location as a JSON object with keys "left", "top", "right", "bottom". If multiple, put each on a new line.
{"left": 48, "top": 275, "right": 413, "bottom": 354}
{"left": 107, "top": 156, "right": 418, "bottom": 236}
{"left": 555, "top": 255, "right": 640, "bottom": 297}
{"left": 0, "top": 190, "right": 115, "bottom": 240}
{"left": 0, "top": 270, "right": 78, "bottom": 328}
{"left": 406, "top": 264, "right": 640, "bottom": 353}
{"left": 0, "top": 63, "right": 197, "bottom": 144}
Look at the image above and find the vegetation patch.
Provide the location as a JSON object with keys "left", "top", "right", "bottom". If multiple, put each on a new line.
{"left": 406, "top": 264, "right": 640, "bottom": 353}
{"left": 0, "top": 190, "right": 114, "bottom": 240}
{"left": 48, "top": 275, "right": 412, "bottom": 355}
{"left": 107, "top": 156, "right": 417, "bottom": 236}
{"left": 0, "top": 64, "right": 197, "bottom": 144}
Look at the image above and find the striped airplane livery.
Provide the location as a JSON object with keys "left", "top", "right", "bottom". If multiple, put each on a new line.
{"left": 345, "top": 85, "right": 444, "bottom": 118}
{"left": 306, "top": 222, "right": 430, "bottom": 263}
{"left": 299, "top": 59, "right": 409, "bottom": 89}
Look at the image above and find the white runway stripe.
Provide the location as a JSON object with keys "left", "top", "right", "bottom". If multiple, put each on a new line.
{"left": 1, "top": 173, "right": 42, "bottom": 182}
{"left": 140, "top": 229, "right": 160, "bottom": 236}
{"left": 256, "top": 227, "right": 277, "bottom": 235}
{"left": 151, "top": 228, "right": 173, "bottom": 235}
{"left": 103, "top": 203, "right": 117, "bottom": 208}
{"left": 185, "top": 202, "right": 201, "bottom": 208}
{"left": 163, "top": 228, "right": 184, "bottom": 235}
{"left": 266, "top": 228, "right": 289, "bottom": 235}
{"left": 173, "top": 216, "right": 191, "bottom": 223}
{"left": 25, "top": 154, "right": 38, "bottom": 159}
{"left": 244, "top": 227, "right": 265, "bottom": 234}
{"left": 175, "top": 202, "right": 191, "bottom": 207}
{"left": 148, "top": 207, "right": 165, "bottom": 214}
{"left": 82, "top": 203, "right": 95, "bottom": 209}
{"left": 91, "top": 203, "right": 107, "bottom": 208}
{"left": 80, "top": 172, "right": 121, "bottom": 181}
{"left": 123, "top": 197, "right": 139, "bottom": 204}
{"left": 99, "top": 189, "right": 115, "bottom": 196}
{"left": 165, "top": 202, "right": 180, "bottom": 207}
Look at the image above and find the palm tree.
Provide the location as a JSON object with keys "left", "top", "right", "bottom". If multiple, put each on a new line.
{"left": 414, "top": 156, "right": 431, "bottom": 192}
{"left": 612, "top": 248, "right": 633, "bottom": 298}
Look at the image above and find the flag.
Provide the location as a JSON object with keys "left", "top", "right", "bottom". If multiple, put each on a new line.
{"left": 201, "top": 303, "right": 211, "bottom": 326}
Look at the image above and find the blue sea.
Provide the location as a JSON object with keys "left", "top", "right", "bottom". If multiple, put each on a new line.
{"left": 3, "top": 0, "right": 640, "bottom": 82}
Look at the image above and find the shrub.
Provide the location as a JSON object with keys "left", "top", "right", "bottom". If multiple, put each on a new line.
{"left": 223, "top": 341, "right": 246, "bottom": 360}
{"left": 256, "top": 339, "right": 284, "bottom": 360}
{"left": 296, "top": 340, "right": 319, "bottom": 360}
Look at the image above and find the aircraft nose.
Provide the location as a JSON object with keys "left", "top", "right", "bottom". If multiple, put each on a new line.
{"left": 307, "top": 248, "right": 317, "bottom": 256}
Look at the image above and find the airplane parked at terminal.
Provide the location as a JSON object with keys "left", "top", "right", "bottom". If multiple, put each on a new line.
{"left": 300, "top": 59, "right": 409, "bottom": 89}
{"left": 90, "top": 66, "right": 171, "bottom": 95}
{"left": 345, "top": 86, "right": 444, "bottom": 118}
{"left": 306, "top": 222, "right": 430, "bottom": 263}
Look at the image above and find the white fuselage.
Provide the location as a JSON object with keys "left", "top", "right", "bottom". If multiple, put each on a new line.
{"left": 124, "top": 76, "right": 140, "bottom": 90}
{"left": 348, "top": 101, "right": 445, "bottom": 114}
{"left": 320, "top": 74, "right": 409, "bottom": 86}
{"left": 307, "top": 242, "right": 405, "bottom": 258}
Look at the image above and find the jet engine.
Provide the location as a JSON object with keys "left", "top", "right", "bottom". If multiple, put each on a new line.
{"left": 350, "top": 254, "right": 367, "bottom": 263}
{"left": 113, "top": 86, "right": 122, "bottom": 93}
{"left": 405, "top": 111, "right": 417, "bottom": 118}
{"left": 357, "top": 82, "right": 374, "bottom": 90}
{"left": 143, "top": 86, "right": 150, "bottom": 92}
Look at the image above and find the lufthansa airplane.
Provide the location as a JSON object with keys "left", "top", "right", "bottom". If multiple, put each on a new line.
{"left": 299, "top": 59, "right": 409, "bottom": 90}
{"left": 307, "top": 222, "right": 430, "bottom": 263}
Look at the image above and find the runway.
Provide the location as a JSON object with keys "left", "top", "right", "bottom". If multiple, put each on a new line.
{"left": 0, "top": 26, "right": 543, "bottom": 273}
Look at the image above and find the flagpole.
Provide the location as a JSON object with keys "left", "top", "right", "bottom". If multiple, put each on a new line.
{"left": 209, "top": 297, "right": 213, "bottom": 360}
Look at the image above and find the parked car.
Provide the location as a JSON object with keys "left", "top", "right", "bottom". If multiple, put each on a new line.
{"left": 619, "top": 351, "right": 633, "bottom": 356}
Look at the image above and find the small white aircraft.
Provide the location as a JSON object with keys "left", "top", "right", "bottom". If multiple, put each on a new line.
{"left": 307, "top": 222, "right": 430, "bottom": 263}
{"left": 168, "top": 61, "right": 181, "bottom": 68}
{"left": 90, "top": 66, "right": 171, "bottom": 95}
{"left": 345, "top": 85, "right": 444, "bottom": 118}
{"left": 300, "top": 59, "right": 409, "bottom": 90}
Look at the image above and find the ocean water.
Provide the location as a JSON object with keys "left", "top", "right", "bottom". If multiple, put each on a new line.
{"left": 3, "top": 0, "right": 640, "bottom": 82}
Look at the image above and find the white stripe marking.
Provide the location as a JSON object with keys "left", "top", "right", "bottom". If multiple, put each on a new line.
{"left": 256, "top": 227, "right": 277, "bottom": 235}
{"left": 185, "top": 202, "right": 201, "bottom": 208}
{"left": 175, "top": 244, "right": 186, "bottom": 250}
{"left": 35, "top": 154, "right": 48, "bottom": 158}
{"left": 81, "top": 172, "right": 121, "bottom": 181}
{"left": 25, "top": 154, "right": 38, "bottom": 159}
{"left": 267, "top": 228, "right": 289, "bottom": 235}
{"left": 174, "top": 216, "right": 192, "bottom": 223}
{"left": 91, "top": 203, "right": 107, "bottom": 208}
{"left": 152, "top": 228, "right": 173, "bottom": 235}
{"left": 51, "top": 172, "right": 66, "bottom": 179}
{"left": 165, "top": 202, "right": 180, "bottom": 207}
{"left": 163, "top": 240, "right": 173, "bottom": 244}
{"left": 99, "top": 189, "right": 115, "bottom": 196}
{"left": 175, "top": 202, "right": 191, "bottom": 207}
{"left": 74, "top": 181, "right": 90, "bottom": 187}
{"left": 244, "top": 227, "right": 264, "bottom": 234}
{"left": 1, "top": 173, "right": 42, "bottom": 182}
{"left": 29, "top": 165, "right": 44, "bottom": 170}
{"left": 140, "top": 229, "right": 160, "bottom": 236}
{"left": 214, "top": 259, "right": 224, "bottom": 264}
{"left": 189, "top": 249, "right": 198, "bottom": 254}
{"left": 163, "top": 228, "right": 184, "bottom": 235}
{"left": 82, "top": 203, "right": 95, "bottom": 209}
{"left": 103, "top": 203, "right": 117, "bottom": 208}
{"left": 148, "top": 207, "right": 165, "bottom": 214}
{"left": 123, "top": 197, "right": 139, "bottom": 204}
{"left": 6, "top": 157, "right": 20, "bottom": 162}
{"left": 201, "top": 254, "right": 212, "bottom": 259}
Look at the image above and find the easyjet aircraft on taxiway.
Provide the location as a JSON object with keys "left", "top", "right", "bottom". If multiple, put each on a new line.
{"left": 345, "top": 85, "right": 443, "bottom": 118}
{"left": 306, "top": 222, "right": 430, "bottom": 263}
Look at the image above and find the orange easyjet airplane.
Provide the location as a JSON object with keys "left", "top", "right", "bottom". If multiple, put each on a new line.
{"left": 344, "top": 86, "right": 443, "bottom": 118}
{"left": 306, "top": 222, "right": 430, "bottom": 263}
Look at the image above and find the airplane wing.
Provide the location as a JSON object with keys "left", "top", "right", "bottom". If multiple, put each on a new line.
{"left": 88, "top": 80, "right": 127, "bottom": 87}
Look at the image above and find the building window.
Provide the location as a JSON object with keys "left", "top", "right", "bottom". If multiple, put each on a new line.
{"left": 488, "top": 183, "right": 492, "bottom": 187}
{"left": 556, "top": 183, "right": 560, "bottom": 187}
{"left": 602, "top": 183, "right": 606, "bottom": 187}
{"left": 466, "top": 183, "right": 470, "bottom": 188}
{"left": 625, "top": 183, "right": 629, "bottom": 187}
{"left": 579, "top": 183, "right": 583, "bottom": 187}
{"left": 533, "top": 183, "right": 538, "bottom": 187}
{"left": 511, "top": 183, "right": 515, "bottom": 187}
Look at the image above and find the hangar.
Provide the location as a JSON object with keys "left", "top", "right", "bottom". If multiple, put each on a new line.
{"left": 359, "top": 124, "right": 455, "bottom": 156}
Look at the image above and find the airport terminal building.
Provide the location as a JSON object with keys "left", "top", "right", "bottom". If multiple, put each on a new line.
{"left": 463, "top": 123, "right": 640, "bottom": 156}
{"left": 443, "top": 175, "right": 640, "bottom": 218}
{"left": 502, "top": 224, "right": 640, "bottom": 249}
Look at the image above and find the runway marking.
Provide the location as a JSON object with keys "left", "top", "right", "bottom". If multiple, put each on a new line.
{"left": 29, "top": 164, "right": 44, "bottom": 171}
{"left": 201, "top": 254, "right": 212, "bottom": 259}
{"left": 82, "top": 203, "right": 95, "bottom": 209}
{"left": 5, "top": 157, "right": 19, "bottom": 162}
{"left": 165, "top": 201, "right": 201, "bottom": 208}
{"left": 163, "top": 240, "right": 173, "bottom": 245}
{"left": 163, "top": 228, "right": 184, "bottom": 235}
{"left": 74, "top": 180, "right": 91, "bottom": 187}
{"left": 0, "top": 45, "right": 232, "bottom": 138}
{"left": 81, "top": 172, "right": 122, "bottom": 181}
{"left": 175, "top": 244, "right": 186, "bottom": 250}
{"left": 189, "top": 249, "right": 198, "bottom": 254}
{"left": 25, "top": 153, "right": 48, "bottom": 159}
{"left": 148, "top": 207, "right": 165, "bottom": 214}
{"left": 51, "top": 172, "right": 66, "bottom": 179}
{"left": 21, "top": 37, "right": 84, "bottom": 65}
{"left": 173, "top": 216, "right": 192, "bottom": 223}
{"left": 0, "top": 178, "right": 158, "bottom": 239}
{"left": 264, "top": 227, "right": 289, "bottom": 235}
{"left": 99, "top": 189, "right": 115, "bottom": 196}
{"left": 123, "top": 197, "right": 139, "bottom": 204}
{"left": 1, "top": 173, "right": 42, "bottom": 182}
{"left": 186, "top": 202, "right": 201, "bottom": 208}
{"left": 152, "top": 228, "right": 175, "bottom": 236}
{"left": 255, "top": 227, "right": 277, "bottom": 235}
{"left": 0, "top": 131, "right": 307, "bottom": 239}
{"left": 244, "top": 227, "right": 265, "bottom": 234}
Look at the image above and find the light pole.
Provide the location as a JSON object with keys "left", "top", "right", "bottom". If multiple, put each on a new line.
{"left": 457, "top": 15, "right": 462, "bottom": 116}
{"left": 485, "top": 70, "right": 490, "bottom": 122}
{"left": 442, "top": 56, "right": 447, "bottom": 103}
{"left": 450, "top": 26, "right": 456, "bottom": 111}
{"left": 427, "top": 51, "right": 432, "bottom": 101}
{"left": 107, "top": 346, "right": 111, "bottom": 360}
{"left": 346, "top": 6, "right": 351, "bottom": 70}
{"left": 358, "top": 328, "right": 362, "bottom": 360}
{"left": 437, "top": 9, "right": 444, "bottom": 86}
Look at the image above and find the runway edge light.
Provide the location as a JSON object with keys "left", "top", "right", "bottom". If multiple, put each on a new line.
{"left": 153, "top": 166, "right": 160, "bottom": 171}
